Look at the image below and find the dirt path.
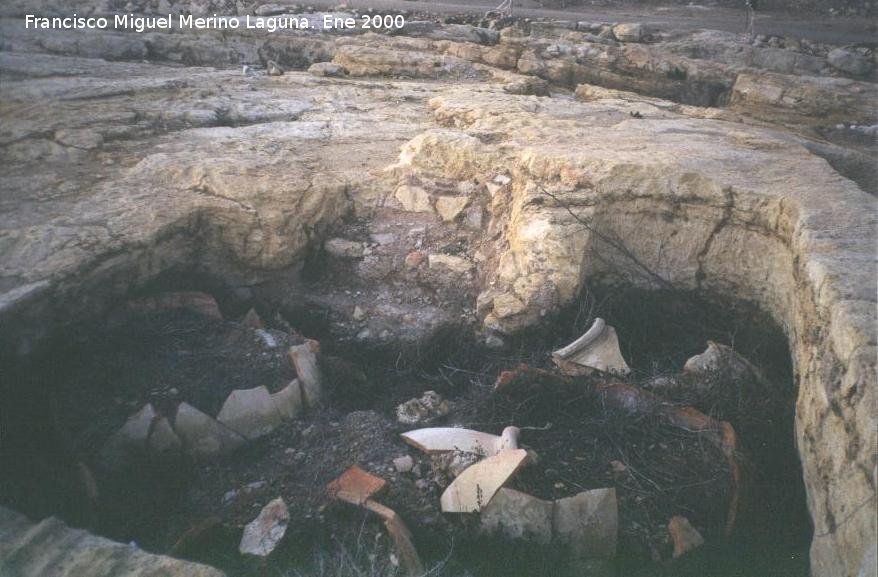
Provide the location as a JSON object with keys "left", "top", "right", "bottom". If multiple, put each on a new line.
{"left": 310, "top": 0, "right": 877, "bottom": 44}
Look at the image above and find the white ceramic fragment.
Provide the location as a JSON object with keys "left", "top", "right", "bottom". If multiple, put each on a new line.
{"left": 552, "top": 318, "right": 631, "bottom": 375}
{"left": 287, "top": 341, "right": 323, "bottom": 407}
{"left": 217, "top": 386, "right": 283, "bottom": 440}
{"left": 440, "top": 449, "right": 528, "bottom": 513}
{"left": 480, "top": 488, "right": 554, "bottom": 544}
{"left": 174, "top": 402, "right": 246, "bottom": 460}
{"left": 147, "top": 415, "right": 182, "bottom": 455}
{"left": 271, "top": 380, "right": 303, "bottom": 420}
{"left": 401, "top": 426, "right": 520, "bottom": 457}
{"left": 553, "top": 487, "right": 618, "bottom": 559}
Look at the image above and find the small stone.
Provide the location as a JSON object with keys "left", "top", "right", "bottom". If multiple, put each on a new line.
{"left": 492, "top": 293, "right": 526, "bottom": 319}
{"left": 395, "top": 185, "right": 433, "bottom": 212}
{"left": 463, "top": 205, "right": 484, "bottom": 230}
{"left": 239, "top": 497, "right": 289, "bottom": 557}
{"left": 325, "top": 238, "right": 365, "bottom": 258}
{"left": 668, "top": 516, "right": 704, "bottom": 558}
{"left": 55, "top": 129, "right": 103, "bottom": 150}
{"left": 827, "top": 47, "right": 873, "bottom": 77}
{"left": 396, "top": 391, "right": 450, "bottom": 425}
{"left": 266, "top": 60, "right": 285, "bottom": 76}
{"left": 404, "top": 251, "right": 426, "bottom": 270}
{"left": 612, "top": 22, "right": 647, "bottom": 42}
{"left": 427, "top": 254, "right": 474, "bottom": 275}
{"left": 432, "top": 450, "right": 481, "bottom": 478}
{"left": 352, "top": 306, "right": 367, "bottom": 321}
{"left": 308, "top": 62, "right": 347, "bottom": 77}
{"left": 435, "top": 196, "right": 469, "bottom": 222}
{"left": 222, "top": 490, "right": 238, "bottom": 505}
{"left": 485, "top": 334, "right": 505, "bottom": 349}
{"left": 393, "top": 455, "right": 414, "bottom": 473}
{"left": 255, "top": 329, "right": 277, "bottom": 348}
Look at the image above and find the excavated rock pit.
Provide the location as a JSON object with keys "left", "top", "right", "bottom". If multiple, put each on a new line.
{"left": 1, "top": 4, "right": 875, "bottom": 577}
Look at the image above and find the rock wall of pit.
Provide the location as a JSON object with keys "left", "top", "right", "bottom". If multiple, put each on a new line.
{"left": 391, "top": 88, "right": 877, "bottom": 577}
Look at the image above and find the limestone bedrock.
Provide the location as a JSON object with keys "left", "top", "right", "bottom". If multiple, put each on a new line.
{"left": 0, "top": 12, "right": 875, "bottom": 577}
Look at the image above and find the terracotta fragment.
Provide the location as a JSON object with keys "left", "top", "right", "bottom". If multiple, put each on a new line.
{"left": 440, "top": 449, "right": 528, "bottom": 513}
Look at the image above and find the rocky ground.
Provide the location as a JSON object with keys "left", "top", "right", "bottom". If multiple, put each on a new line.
{"left": 0, "top": 2, "right": 875, "bottom": 577}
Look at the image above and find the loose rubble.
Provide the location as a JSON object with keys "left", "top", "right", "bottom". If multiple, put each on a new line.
{"left": 238, "top": 497, "right": 289, "bottom": 557}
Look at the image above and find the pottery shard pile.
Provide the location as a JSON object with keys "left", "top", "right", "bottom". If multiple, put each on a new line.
{"left": 99, "top": 333, "right": 327, "bottom": 462}
{"left": 402, "top": 425, "right": 619, "bottom": 559}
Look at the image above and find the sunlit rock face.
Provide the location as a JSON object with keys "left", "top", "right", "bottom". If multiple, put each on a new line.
{"left": 0, "top": 4, "right": 875, "bottom": 575}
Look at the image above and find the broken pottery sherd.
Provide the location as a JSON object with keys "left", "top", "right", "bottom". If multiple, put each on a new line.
{"left": 668, "top": 515, "right": 704, "bottom": 559}
{"left": 364, "top": 500, "right": 425, "bottom": 577}
{"left": 401, "top": 426, "right": 520, "bottom": 457}
{"left": 287, "top": 340, "right": 323, "bottom": 407}
{"left": 217, "top": 386, "right": 283, "bottom": 440}
{"left": 396, "top": 390, "right": 450, "bottom": 425}
{"left": 440, "top": 449, "right": 528, "bottom": 513}
{"left": 271, "top": 379, "right": 303, "bottom": 421}
{"left": 683, "top": 341, "right": 775, "bottom": 393}
{"left": 100, "top": 403, "right": 158, "bottom": 469}
{"left": 242, "top": 308, "right": 264, "bottom": 329}
{"left": 174, "top": 402, "right": 246, "bottom": 460}
{"left": 553, "top": 488, "right": 618, "bottom": 559}
{"left": 147, "top": 415, "right": 182, "bottom": 455}
{"left": 552, "top": 318, "right": 631, "bottom": 376}
{"left": 327, "top": 465, "right": 387, "bottom": 505}
{"left": 480, "top": 487, "right": 554, "bottom": 544}
{"left": 110, "top": 403, "right": 157, "bottom": 449}
{"left": 239, "top": 497, "right": 289, "bottom": 557}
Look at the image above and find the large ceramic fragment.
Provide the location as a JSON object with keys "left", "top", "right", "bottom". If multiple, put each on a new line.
{"left": 147, "top": 415, "right": 182, "bottom": 455}
{"left": 327, "top": 465, "right": 387, "bottom": 505}
{"left": 174, "top": 402, "right": 246, "bottom": 460}
{"left": 364, "top": 501, "right": 425, "bottom": 577}
{"left": 401, "top": 426, "right": 520, "bottom": 457}
{"left": 239, "top": 497, "right": 289, "bottom": 557}
{"left": 480, "top": 488, "right": 554, "bottom": 544}
{"left": 100, "top": 403, "right": 158, "bottom": 469}
{"left": 287, "top": 340, "right": 323, "bottom": 407}
{"left": 216, "top": 386, "right": 282, "bottom": 440}
{"left": 109, "top": 403, "right": 156, "bottom": 448}
{"left": 552, "top": 318, "right": 630, "bottom": 376}
{"left": 327, "top": 467, "right": 425, "bottom": 576}
{"left": 271, "top": 379, "right": 303, "bottom": 420}
{"left": 668, "top": 516, "right": 704, "bottom": 558}
{"left": 440, "top": 449, "right": 528, "bottom": 513}
{"left": 553, "top": 488, "right": 618, "bottom": 559}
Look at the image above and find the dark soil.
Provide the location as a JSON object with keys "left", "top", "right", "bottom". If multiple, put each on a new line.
{"left": 0, "top": 284, "right": 810, "bottom": 577}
